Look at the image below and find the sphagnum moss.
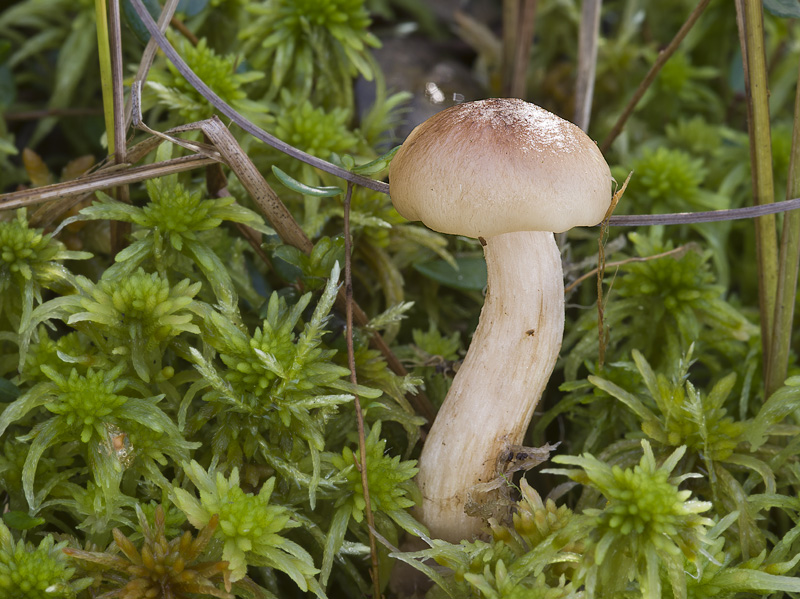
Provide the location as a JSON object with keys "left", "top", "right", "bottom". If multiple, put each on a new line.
{"left": 0, "top": 209, "right": 89, "bottom": 332}
{"left": 171, "top": 460, "right": 321, "bottom": 594}
{"left": 241, "top": 0, "right": 378, "bottom": 106}
{"left": 0, "top": 519, "right": 91, "bottom": 599}
{"left": 546, "top": 441, "right": 713, "bottom": 599}
{"left": 69, "top": 269, "right": 202, "bottom": 381}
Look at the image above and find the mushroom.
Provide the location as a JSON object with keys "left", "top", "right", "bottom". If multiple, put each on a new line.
{"left": 389, "top": 98, "right": 612, "bottom": 542}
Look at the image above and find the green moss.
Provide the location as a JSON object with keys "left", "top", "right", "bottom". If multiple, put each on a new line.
{"left": 330, "top": 422, "right": 418, "bottom": 522}
{"left": 241, "top": 0, "right": 379, "bottom": 107}
{"left": 548, "top": 442, "right": 713, "bottom": 599}
{"left": 172, "top": 461, "right": 320, "bottom": 591}
{"left": 69, "top": 269, "right": 201, "bottom": 381}
{"left": 0, "top": 520, "right": 90, "bottom": 599}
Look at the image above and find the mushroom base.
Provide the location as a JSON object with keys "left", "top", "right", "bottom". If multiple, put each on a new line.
{"left": 415, "top": 230, "right": 564, "bottom": 542}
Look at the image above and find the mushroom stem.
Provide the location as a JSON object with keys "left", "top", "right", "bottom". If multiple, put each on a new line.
{"left": 416, "top": 230, "right": 564, "bottom": 542}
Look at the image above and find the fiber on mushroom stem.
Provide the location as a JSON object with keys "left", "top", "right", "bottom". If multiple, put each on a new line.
{"left": 389, "top": 98, "right": 612, "bottom": 542}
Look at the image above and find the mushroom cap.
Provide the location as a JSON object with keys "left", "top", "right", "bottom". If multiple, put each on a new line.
{"left": 389, "top": 98, "right": 612, "bottom": 237}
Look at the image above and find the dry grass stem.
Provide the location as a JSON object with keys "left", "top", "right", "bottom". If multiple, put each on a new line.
{"left": 0, "top": 155, "right": 218, "bottom": 211}
{"left": 124, "top": 0, "right": 181, "bottom": 130}
{"left": 344, "top": 182, "right": 383, "bottom": 599}
{"left": 574, "top": 0, "right": 602, "bottom": 130}
{"left": 596, "top": 172, "right": 631, "bottom": 368}
{"left": 502, "top": 0, "right": 538, "bottom": 98}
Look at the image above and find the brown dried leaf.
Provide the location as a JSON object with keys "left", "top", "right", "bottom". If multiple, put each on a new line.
{"left": 61, "top": 155, "right": 95, "bottom": 180}
{"left": 22, "top": 148, "right": 53, "bottom": 187}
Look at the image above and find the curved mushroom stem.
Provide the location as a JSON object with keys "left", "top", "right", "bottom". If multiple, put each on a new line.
{"left": 416, "top": 230, "right": 564, "bottom": 542}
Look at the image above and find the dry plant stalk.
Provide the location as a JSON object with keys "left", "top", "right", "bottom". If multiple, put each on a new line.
{"left": 597, "top": 172, "right": 631, "bottom": 369}
{"left": 343, "top": 182, "right": 382, "bottom": 599}
{"left": 502, "top": 0, "right": 538, "bottom": 98}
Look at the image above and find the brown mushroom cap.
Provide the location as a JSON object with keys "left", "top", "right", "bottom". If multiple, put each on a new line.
{"left": 389, "top": 98, "right": 612, "bottom": 238}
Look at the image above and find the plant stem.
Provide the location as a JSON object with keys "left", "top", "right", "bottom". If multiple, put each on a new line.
{"left": 124, "top": 0, "right": 181, "bottom": 131}
{"left": 107, "top": 0, "right": 130, "bottom": 255}
{"left": 565, "top": 243, "right": 698, "bottom": 294}
{"left": 108, "top": 0, "right": 125, "bottom": 165}
{"left": 344, "top": 182, "right": 382, "bottom": 599}
{"left": 600, "top": 0, "right": 712, "bottom": 153}
{"left": 502, "top": 0, "right": 538, "bottom": 98}
{"left": 0, "top": 155, "right": 219, "bottom": 211}
{"left": 94, "top": 0, "right": 115, "bottom": 156}
{"left": 574, "top": 0, "right": 602, "bottom": 131}
{"left": 766, "top": 59, "right": 800, "bottom": 397}
{"left": 737, "top": 0, "right": 779, "bottom": 389}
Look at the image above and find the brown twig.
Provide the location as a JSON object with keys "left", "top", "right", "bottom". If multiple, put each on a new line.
{"left": 603, "top": 198, "right": 800, "bottom": 226}
{"left": 170, "top": 15, "right": 199, "bottom": 45}
{"left": 565, "top": 243, "right": 699, "bottom": 294}
{"left": 235, "top": 223, "right": 274, "bottom": 268}
{"left": 597, "top": 225, "right": 608, "bottom": 369}
{"left": 343, "top": 182, "right": 382, "bottom": 599}
{"left": 124, "top": 0, "right": 181, "bottom": 131}
{"left": 0, "top": 155, "right": 218, "bottom": 210}
{"left": 599, "top": 0, "right": 713, "bottom": 153}
{"left": 502, "top": 0, "right": 538, "bottom": 98}
{"left": 108, "top": 0, "right": 130, "bottom": 255}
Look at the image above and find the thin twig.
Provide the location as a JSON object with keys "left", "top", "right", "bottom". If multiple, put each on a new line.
{"left": 344, "top": 182, "right": 382, "bottom": 599}
{"left": 0, "top": 156, "right": 219, "bottom": 210}
{"left": 124, "top": 0, "right": 181, "bottom": 131}
{"left": 603, "top": 198, "right": 800, "bottom": 225}
{"left": 574, "top": 0, "right": 602, "bottom": 130}
{"left": 599, "top": 0, "right": 713, "bottom": 153}
{"left": 596, "top": 173, "right": 629, "bottom": 369}
{"left": 509, "top": 0, "right": 538, "bottom": 98}
{"left": 565, "top": 244, "right": 699, "bottom": 294}
{"left": 128, "top": 0, "right": 389, "bottom": 194}
{"left": 235, "top": 223, "right": 274, "bottom": 268}
{"left": 108, "top": 0, "right": 130, "bottom": 255}
{"left": 171, "top": 15, "right": 199, "bottom": 45}
{"left": 597, "top": 221, "right": 607, "bottom": 368}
